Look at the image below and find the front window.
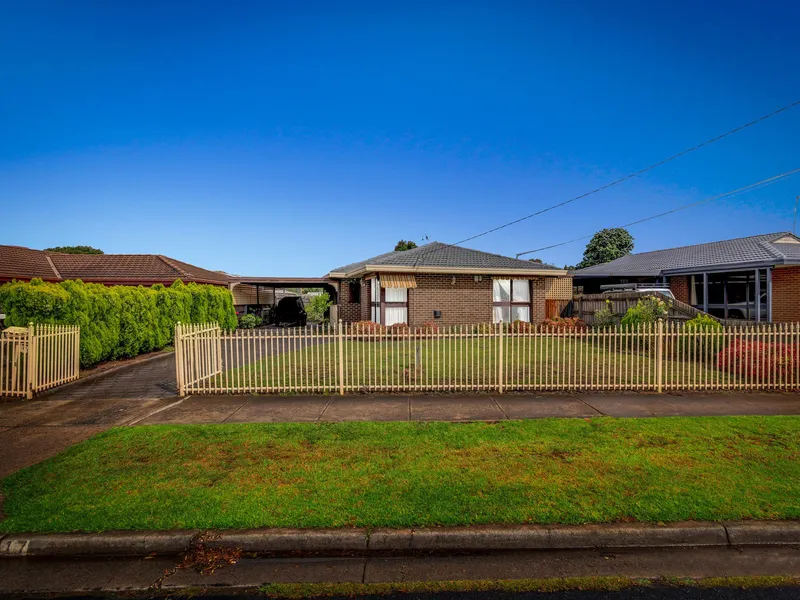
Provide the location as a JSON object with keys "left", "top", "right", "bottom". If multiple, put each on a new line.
{"left": 493, "top": 279, "right": 530, "bottom": 323}
{"left": 370, "top": 278, "right": 409, "bottom": 325}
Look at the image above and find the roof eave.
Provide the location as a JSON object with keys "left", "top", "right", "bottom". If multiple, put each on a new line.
{"left": 662, "top": 259, "right": 790, "bottom": 275}
{"left": 330, "top": 265, "right": 568, "bottom": 278}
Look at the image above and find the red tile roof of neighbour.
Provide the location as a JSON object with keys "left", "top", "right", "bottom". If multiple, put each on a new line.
{"left": 0, "top": 245, "right": 232, "bottom": 286}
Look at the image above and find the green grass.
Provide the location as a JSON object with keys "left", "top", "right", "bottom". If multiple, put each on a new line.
{"left": 258, "top": 577, "right": 800, "bottom": 598}
{"left": 222, "top": 337, "right": 732, "bottom": 392}
{"left": 2, "top": 417, "right": 799, "bottom": 533}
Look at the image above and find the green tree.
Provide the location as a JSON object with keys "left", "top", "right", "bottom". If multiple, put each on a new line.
{"left": 576, "top": 228, "right": 634, "bottom": 269}
{"left": 394, "top": 240, "right": 418, "bottom": 251}
{"left": 527, "top": 258, "right": 543, "bottom": 264}
{"left": 45, "top": 245, "right": 104, "bottom": 254}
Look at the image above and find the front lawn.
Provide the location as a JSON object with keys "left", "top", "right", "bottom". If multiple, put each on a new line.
{"left": 2, "top": 417, "right": 798, "bottom": 533}
{"left": 220, "top": 337, "right": 731, "bottom": 392}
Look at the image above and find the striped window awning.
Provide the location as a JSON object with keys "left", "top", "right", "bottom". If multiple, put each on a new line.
{"left": 379, "top": 274, "right": 417, "bottom": 288}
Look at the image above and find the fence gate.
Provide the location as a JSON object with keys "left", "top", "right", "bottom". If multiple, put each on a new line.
{"left": 0, "top": 323, "right": 80, "bottom": 398}
{"left": 175, "top": 322, "right": 223, "bottom": 396}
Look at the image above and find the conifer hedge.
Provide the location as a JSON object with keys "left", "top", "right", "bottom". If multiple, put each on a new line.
{"left": 0, "top": 279, "right": 237, "bottom": 368}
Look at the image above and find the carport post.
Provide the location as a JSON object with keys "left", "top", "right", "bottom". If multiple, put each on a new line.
{"left": 337, "top": 319, "right": 345, "bottom": 395}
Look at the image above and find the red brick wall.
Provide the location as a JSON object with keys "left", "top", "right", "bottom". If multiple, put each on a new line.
{"left": 337, "top": 280, "right": 362, "bottom": 323}
{"left": 771, "top": 266, "right": 800, "bottom": 322}
{"left": 408, "top": 274, "right": 493, "bottom": 326}
{"left": 669, "top": 276, "right": 690, "bottom": 304}
{"left": 335, "top": 274, "right": 554, "bottom": 327}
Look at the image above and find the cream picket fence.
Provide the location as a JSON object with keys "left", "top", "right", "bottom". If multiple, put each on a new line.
{"left": 175, "top": 320, "right": 800, "bottom": 395}
{"left": 0, "top": 323, "right": 80, "bottom": 398}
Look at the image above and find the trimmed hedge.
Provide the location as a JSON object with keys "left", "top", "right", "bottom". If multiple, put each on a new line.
{"left": 0, "top": 279, "right": 237, "bottom": 368}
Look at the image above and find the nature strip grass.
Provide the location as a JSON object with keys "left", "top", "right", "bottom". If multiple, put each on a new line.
{"left": 258, "top": 577, "right": 800, "bottom": 599}
{"left": 1, "top": 416, "right": 799, "bottom": 533}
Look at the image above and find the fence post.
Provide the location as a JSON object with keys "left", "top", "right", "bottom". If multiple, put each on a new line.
{"left": 337, "top": 319, "right": 345, "bottom": 395}
{"left": 175, "top": 322, "right": 185, "bottom": 396}
{"left": 656, "top": 319, "right": 664, "bottom": 393}
{"left": 497, "top": 322, "right": 504, "bottom": 395}
{"left": 26, "top": 322, "right": 36, "bottom": 399}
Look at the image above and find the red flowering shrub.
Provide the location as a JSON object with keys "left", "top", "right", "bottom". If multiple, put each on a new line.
{"left": 716, "top": 340, "right": 800, "bottom": 381}
{"left": 350, "top": 321, "right": 386, "bottom": 335}
{"left": 419, "top": 321, "right": 440, "bottom": 333}
{"left": 541, "top": 317, "right": 588, "bottom": 330}
{"left": 388, "top": 323, "right": 410, "bottom": 334}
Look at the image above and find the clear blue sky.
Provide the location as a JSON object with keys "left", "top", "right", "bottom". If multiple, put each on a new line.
{"left": 2, "top": 0, "right": 799, "bottom": 275}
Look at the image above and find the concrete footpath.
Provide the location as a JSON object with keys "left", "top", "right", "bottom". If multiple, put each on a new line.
{"left": 137, "top": 391, "right": 800, "bottom": 424}
{"left": 1, "top": 522, "right": 800, "bottom": 595}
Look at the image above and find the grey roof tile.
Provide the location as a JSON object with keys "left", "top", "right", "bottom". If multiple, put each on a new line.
{"left": 331, "top": 242, "right": 560, "bottom": 275}
{"left": 573, "top": 232, "right": 800, "bottom": 277}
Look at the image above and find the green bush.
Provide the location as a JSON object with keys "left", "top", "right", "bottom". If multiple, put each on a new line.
{"left": 238, "top": 313, "right": 261, "bottom": 329}
{"left": 620, "top": 295, "right": 671, "bottom": 327}
{"left": 679, "top": 313, "right": 724, "bottom": 360}
{"left": 593, "top": 299, "right": 618, "bottom": 328}
{"left": 306, "top": 292, "right": 333, "bottom": 323}
{"left": 0, "top": 278, "right": 237, "bottom": 368}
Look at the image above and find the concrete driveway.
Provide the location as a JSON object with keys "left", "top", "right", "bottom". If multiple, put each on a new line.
{"left": 0, "top": 354, "right": 179, "bottom": 477}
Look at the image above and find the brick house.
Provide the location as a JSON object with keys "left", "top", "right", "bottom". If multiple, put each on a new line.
{"left": 0, "top": 245, "right": 232, "bottom": 287}
{"left": 572, "top": 232, "right": 800, "bottom": 323}
{"left": 327, "top": 242, "right": 571, "bottom": 327}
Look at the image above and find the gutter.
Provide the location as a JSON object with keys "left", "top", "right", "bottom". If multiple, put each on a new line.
{"left": 329, "top": 266, "right": 569, "bottom": 278}
{"left": 2, "top": 521, "right": 798, "bottom": 557}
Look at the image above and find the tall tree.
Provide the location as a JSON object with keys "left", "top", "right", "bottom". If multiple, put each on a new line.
{"left": 576, "top": 228, "right": 634, "bottom": 269}
{"left": 45, "top": 245, "right": 104, "bottom": 254}
{"left": 394, "top": 240, "right": 418, "bottom": 251}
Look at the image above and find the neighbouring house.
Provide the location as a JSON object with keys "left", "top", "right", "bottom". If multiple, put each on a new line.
{"left": 327, "top": 242, "right": 571, "bottom": 326}
{"left": 0, "top": 245, "right": 339, "bottom": 318}
{"left": 0, "top": 245, "right": 232, "bottom": 287}
{"left": 571, "top": 232, "right": 800, "bottom": 323}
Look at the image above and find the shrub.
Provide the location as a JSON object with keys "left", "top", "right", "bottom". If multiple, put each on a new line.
{"left": 678, "top": 313, "right": 725, "bottom": 360}
{"left": 685, "top": 313, "right": 722, "bottom": 333}
{"left": 541, "top": 317, "right": 587, "bottom": 330}
{"left": 238, "top": 314, "right": 261, "bottom": 329}
{"left": 306, "top": 292, "right": 333, "bottom": 323}
{"left": 0, "top": 278, "right": 237, "bottom": 368}
{"left": 419, "top": 321, "right": 440, "bottom": 333}
{"left": 716, "top": 340, "right": 800, "bottom": 381}
{"left": 593, "top": 299, "right": 618, "bottom": 328}
{"left": 471, "top": 323, "right": 495, "bottom": 334}
{"left": 620, "top": 295, "right": 671, "bottom": 327}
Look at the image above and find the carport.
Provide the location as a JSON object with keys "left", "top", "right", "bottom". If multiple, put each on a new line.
{"left": 229, "top": 277, "right": 339, "bottom": 319}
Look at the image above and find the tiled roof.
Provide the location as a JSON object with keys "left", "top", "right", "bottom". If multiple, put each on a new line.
{"left": 330, "top": 242, "right": 561, "bottom": 276}
{"left": 572, "top": 232, "right": 800, "bottom": 277}
{"left": 0, "top": 246, "right": 60, "bottom": 280}
{"left": 0, "top": 245, "right": 231, "bottom": 285}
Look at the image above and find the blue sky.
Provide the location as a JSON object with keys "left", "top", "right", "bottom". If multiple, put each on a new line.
{"left": 2, "top": 0, "right": 799, "bottom": 275}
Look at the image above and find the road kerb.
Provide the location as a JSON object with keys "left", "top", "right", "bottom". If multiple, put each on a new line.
{"left": 1, "top": 521, "right": 797, "bottom": 558}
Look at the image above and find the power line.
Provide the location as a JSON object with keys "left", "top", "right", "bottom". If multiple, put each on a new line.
{"left": 514, "top": 166, "right": 800, "bottom": 258}
{"left": 411, "top": 98, "right": 800, "bottom": 268}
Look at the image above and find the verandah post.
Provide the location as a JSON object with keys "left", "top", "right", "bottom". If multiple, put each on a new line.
{"left": 337, "top": 319, "right": 345, "bottom": 395}
{"left": 656, "top": 319, "right": 664, "bottom": 393}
